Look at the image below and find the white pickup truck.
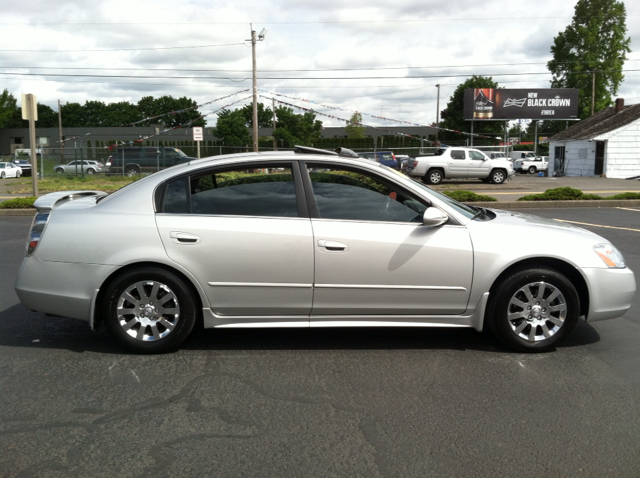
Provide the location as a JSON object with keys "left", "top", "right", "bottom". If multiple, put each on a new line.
{"left": 513, "top": 156, "right": 549, "bottom": 174}
{"left": 406, "top": 147, "right": 515, "bottom": 184}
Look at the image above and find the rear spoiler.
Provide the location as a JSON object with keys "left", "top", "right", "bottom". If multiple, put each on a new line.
{"left": 33, "top": 191, "right": 108, "bottom": 212}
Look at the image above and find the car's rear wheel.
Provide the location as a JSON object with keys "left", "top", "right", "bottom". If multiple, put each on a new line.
{"left": 528, "top": 166, "right": 537, "bottom": 174}
{"left": 16, "top": 170, "right": 21, "bottom": 178}
{"left": 125, "top": 167, "right": 139, "bottom": 177}
{"left": 103, "top": 267, "right": 196, "bottom": 353}
{"left": 0, "top": 172, "right": 5, "bottom": 179}
{"left": 486, "top": 268, "right": 580, "bottom": 352}
{"left": 425, "top": 169, "right": 443, "bottom": 185}
{"left": 490, "top": 169, "right": 506, "bottom": 184}
{"left": 86, "top": 168, "right": 95, "bottom": 175}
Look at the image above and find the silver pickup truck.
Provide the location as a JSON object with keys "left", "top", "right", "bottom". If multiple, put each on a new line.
{"left": 406, "top": 147, "right": 515, "bottom": 184}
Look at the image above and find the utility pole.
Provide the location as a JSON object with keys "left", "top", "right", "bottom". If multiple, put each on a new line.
{"left": 272, "top": 97, "right": 277, "bottom": 150}
{"left": 248, "top": 25, "right": 267, "bottom": 152}
{"left": 435, "top": 84, "right": 441, "bottom": 145}
{"left": 21, "top": 94, "right": 38, "bottom": 196}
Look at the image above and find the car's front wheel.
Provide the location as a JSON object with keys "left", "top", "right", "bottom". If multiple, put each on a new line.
{"left": 490, "top": 169, "right": 506, "bottom": 184}
{"left": 0, "top": 172, "right": 5, "bottom": 179}
{"left": 16, "top": 170, "right": 21, "bottom": 178}
{"left": 103, "top": 267, "right": 197, "bottom": 353}
{"left": 425, "top": 169, "right": 443, "bottom": 185}
{"left": 486, "top": 268, "right": 580, "bottom": 352}
{"left": 55, "top": 168, "right": 64, "bottom": 174}
{"left": 125, "top": 167, "right": 139, "bottom": 177}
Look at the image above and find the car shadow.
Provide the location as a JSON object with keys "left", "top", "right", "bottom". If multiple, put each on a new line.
{"left": 0, "top": 304, "right": 601, "bottom": 355}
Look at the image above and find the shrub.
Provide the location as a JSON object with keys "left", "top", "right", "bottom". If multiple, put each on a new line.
{"left": 605, "top": 192, "right": 640, "bottom": 200}
{"left": 443, "top": 190, "right": 497, "bottom": 202}
{"left": 0, "top": 197, "right": 36, "bottom": 209}
{"left": 518, "top": 187, "right": 601, "bottom": 201}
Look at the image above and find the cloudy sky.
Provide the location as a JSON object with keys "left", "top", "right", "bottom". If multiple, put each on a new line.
{"left": 2, "top": 0, "right": 640, "bottom": 129}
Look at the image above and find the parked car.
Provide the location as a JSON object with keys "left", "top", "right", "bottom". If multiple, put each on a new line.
{"left": 0, "top": 162, "right": 22, "bottom": 178}
{"left": 15, "top": 147, "right": 635, "bottom": 354}
{"left": 14, "top": 148, "right": 43, "bottom": 159}
{"left": 12, "top": 159, "right": 32, "bottom": 176}
{"left": 53, "top": 160, "right": 104, "bottom": 175}
{"left": 395, "top": 154, "right": 411, "bottom": 172}
{"left": 107, "top": 147, "right": 195, "bottom": 176}
{"left": 509, "top": 151, "right": 537, "bottom": 160}
{"left": 358, "top": 151, "right": 399, "bottom": 169}
{"left": 407, "top": 147, "right": 515, "bottom": 184}
{"left": 514, "top": 156, "right": 549, "bottom": 174}
{"left": 484, "top": 151, "right": 509, "bottom": 160}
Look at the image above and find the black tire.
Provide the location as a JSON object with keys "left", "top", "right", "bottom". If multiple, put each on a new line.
{"left": 0, "top": 172, "right": 5, "bottom": 179}
{"left": 490, "top": 169, "right": 506, "bottom": 184}
{"left": 55, "top": 168, "right": 64, "bottom": 174}
{"left": 86, "top": 168, "right": 96, "bottom": 175}
{"left": 16, "top": 170, "right": 21, "bottom": 178}
{"left": 103, "top": 267, "right": 196, "bottom": 353}
{"left": 125, "top": 167, "right": 139, "bottom": 177}
{"left": 486, "top": 268, "right": 580, "bottom": 353}
{"left": 528, "top": 166, "right": 537, "bottom": 174}
{"left": 425, "top": 169, "right": 443, "bottom": 185}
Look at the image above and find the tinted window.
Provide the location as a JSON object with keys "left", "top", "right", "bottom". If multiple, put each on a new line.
{"left": 162, "top": 166, "right": 298, "bottom": 217}
{"left": 450, "top": 150, "right": 466, "bottom": 160}
{"left": 307, "top": 166, "right": 426, "bottom": 223}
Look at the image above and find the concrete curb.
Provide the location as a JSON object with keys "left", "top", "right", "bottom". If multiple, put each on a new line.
{"left": 2, "top": 199, "right": 640, "bottom": 216}
{"left": 470, "top": 199, "right": 640, "bottom": 209}
{"left": 0, "top": 208, "right": 36, "bottom": 216}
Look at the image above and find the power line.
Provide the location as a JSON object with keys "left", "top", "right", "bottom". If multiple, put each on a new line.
{"left": 2, "top": 58, "right": 639, "bottom": 71}
{"left": 0, "top": 42, "right": 247, "bottom": 52}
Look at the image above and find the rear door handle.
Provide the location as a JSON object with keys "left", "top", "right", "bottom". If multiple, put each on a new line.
{"left": 170, "top": 231, "right": 201, "bottom": 245}
{"left": 317, "top": 240, "right": 348, "bottom": 252}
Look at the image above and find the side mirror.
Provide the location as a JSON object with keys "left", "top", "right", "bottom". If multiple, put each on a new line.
{"left": 422, "top": 207, "right": 449, "bottom": 227}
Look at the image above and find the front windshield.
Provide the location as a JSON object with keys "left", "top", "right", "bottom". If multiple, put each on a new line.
{"left": 173, "top": 149, "right": 188, "bottom": 157}
{"left": 410, "top": 180, "right": 477, "bottom": 219}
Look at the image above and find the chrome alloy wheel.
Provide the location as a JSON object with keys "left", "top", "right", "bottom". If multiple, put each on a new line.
{"left": 116, "top": 280, "right": 180, "bottom": 341}
{"left": 506, "top": 281, "right": 567, "bottom": 342}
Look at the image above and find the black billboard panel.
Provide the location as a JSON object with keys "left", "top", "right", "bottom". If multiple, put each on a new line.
{"left": 464, "top": 88, "right": 579, "bottom": 120}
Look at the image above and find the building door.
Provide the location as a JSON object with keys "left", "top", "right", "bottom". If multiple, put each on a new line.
{"left": 554, "top": 146, "right": 565, "bottom": 176}
{"left": 594, "top": 141, "right": 605, "bottom": 176}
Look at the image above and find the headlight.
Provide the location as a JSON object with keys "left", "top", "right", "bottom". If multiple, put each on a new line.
{"left": 593, "top": 243, "right": 626, "bottom": 268}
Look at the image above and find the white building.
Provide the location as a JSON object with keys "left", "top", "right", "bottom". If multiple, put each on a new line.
{"left": 548, "top": 99, "right": 640, "bottom": 178}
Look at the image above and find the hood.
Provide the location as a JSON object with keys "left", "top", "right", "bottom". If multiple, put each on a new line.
{"left": 487, "top": 208, "right": 607, "bottom": 241}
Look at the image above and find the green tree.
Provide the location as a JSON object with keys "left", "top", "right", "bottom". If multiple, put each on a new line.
{"left": 547, "top": 0, "right": 631, "bottom": 119}
{"left": 239, "top": 102, "right": 274, "bottom": 128}
{"left": 214, "top": 108, "right": 252, "bottom": 146}
{"left": 0, "top": 89, "right": 18, "bottom": 128}
{"left": 345, "top": 112, "right": 365, "bottom": 139}
{"left": 439, "top": 76, "right": 503, "bottom": 143}
{"left": 272, "top": 107, "right": 322, "bottom": 148}
{"left": 137, "top": 96, "right": 205, "bottom": 128}
{"left": 60, "top": 102, "right": 85, "bottom": 127}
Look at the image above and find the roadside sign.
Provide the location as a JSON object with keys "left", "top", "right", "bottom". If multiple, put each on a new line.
{"left": 193, "top": 127, "right": 203, "bottom": 141}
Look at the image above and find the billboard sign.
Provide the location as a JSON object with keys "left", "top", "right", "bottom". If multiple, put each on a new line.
{"left": 464, "top": 88, "right": 579, "bottom": 120}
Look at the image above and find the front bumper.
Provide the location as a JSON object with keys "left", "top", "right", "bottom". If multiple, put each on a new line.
{"left": 582, "top": 266, "right": 636, "bottom": 321}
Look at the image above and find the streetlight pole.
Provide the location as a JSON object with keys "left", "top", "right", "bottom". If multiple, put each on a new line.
{"left": 248, "top": 25, "right": 267, "bottom": 152}
{"left": 435, "top": 84, "right": 441, "bottom": 146}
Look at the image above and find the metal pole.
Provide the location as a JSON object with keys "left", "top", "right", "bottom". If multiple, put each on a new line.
{"left": 272, "top": 97, "right": 277, "bottom": 151}
{"left": 591, "top": 70, "right": 596, "bottom": 116}
{"left": 470, "top": 121, "right": 474, "bottom": 147}
{"left": 58, "top": 99, "right": 64, "bottom": 166}
{"left": 534, "top": 120, "right": 538, "bottom": 154}
{"left": 251, "top": 25, "right": 258, "bottom": 152}
{"left": 435, "top": 84, "right": 441, "bottom": 145}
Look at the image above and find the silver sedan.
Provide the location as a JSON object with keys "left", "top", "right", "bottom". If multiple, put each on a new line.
{"left": 15, "top": 147, "right": 636, "bottom": 353}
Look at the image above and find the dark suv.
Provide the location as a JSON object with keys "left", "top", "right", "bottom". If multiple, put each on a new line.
{"left": 358, "top": 151, "right": 399, "bottom": 169}
{"left": 107, "top": 147, "right": 195, "bottom": 176}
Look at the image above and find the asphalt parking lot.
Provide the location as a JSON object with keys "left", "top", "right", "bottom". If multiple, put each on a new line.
{"left": 1, "top": 208, "right": 639, "bottom": 477}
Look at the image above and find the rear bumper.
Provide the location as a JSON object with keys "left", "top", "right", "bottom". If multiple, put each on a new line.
{"left": 15, "top": 257, "right": 118, "bottom": 321}
{"left": 582, "top": 266, "right": 636, "bottom": 321}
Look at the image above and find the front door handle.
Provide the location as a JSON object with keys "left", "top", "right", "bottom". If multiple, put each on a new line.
{"left": 317, "top": 240, "right": 348, "bottom": 252}
{"left": 170, "top": 231, "right": 201, "bottom": 245}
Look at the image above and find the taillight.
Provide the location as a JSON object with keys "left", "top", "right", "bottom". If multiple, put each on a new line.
{"left": 412, "top": 160, "right": 418, "bottom": 168}
{"left": 26, "top": 212, "right": 50, "bottom": 256}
